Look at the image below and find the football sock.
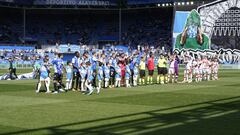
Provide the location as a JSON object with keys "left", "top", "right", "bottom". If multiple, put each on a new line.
{"left": 66, "top": 82, "right": 69, "bottom": 90}
{"left": 98, "top": 82, "right": 101, "bottom": 89}
{"left": 37, "top": 82, "right": 41, "bottom": 91}
{"left": 45, "top": 81, "right": 50, "bottom": 92}
{"left": 53, "top": 82, "right": 58, "bottom": 91}
{"left": 150, "top": 77, "right": 153, "bottom": 84}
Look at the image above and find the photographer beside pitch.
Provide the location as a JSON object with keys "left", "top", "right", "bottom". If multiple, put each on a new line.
{"left": 8, "top": 57, "right": 18, "bottom": 80}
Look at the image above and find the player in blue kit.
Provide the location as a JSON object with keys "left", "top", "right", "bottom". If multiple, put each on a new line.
{"left": 109, "top": 63, "right": 115, "bottom": 88}
{"left": 97, "top": 62, "right": 104, "bottom": 94}
{"left": 52, "top": 53, "right": 65, "bottom": 94}
{"left": 115, "top": 62, "right": 121, "bottom": 88}
{"left": 91, "top": 52, "right": 98, "bottom": 89}
{"left": 133, "top": 63, "right": 139, "bottom": 86}
{"left": 125, "top": 62, "right": 131, "bottom": 88}
{"left": 71, "top": 51, "right": 81, "bottom": 91}
{"left": 36, "top": 58, "right": 51, "bottom": 93}
{"left": 85, "top": 61, "right": 94, "bottom": 95}
{"left": 79, "top": 62, "right": 87, "bottom": 92}
{"left": 34, "top": 56, "right": 43, "bottom": 91}
{"left": 104, "top": 62, "right": 110, "bottom": 88}
{"left": 65, "top": 61, "right": 73, "bottom": 91}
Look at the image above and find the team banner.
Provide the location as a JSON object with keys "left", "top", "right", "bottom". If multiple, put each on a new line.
{"left": 173, "top": 11, "right": 190, "bottom": 48}
{"left": 198, "top": 0, "right": 240, "bottom": 38}
{"left": 173, "top": 0, "right": 240, "bottom": 51}
{"left": 173, "top": 10, "right": 210, "bottom": 50}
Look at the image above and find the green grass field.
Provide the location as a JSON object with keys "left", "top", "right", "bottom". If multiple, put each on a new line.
{"left": 0, "top": 69, "right": 240, "bottom": 135}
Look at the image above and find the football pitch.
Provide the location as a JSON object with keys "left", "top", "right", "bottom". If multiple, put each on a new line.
{"left": 0, "top": 69, "right": 239, "bottom": 135}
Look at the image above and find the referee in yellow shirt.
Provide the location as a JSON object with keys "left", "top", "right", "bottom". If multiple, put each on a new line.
{"left": 157, "top": 54, "right": 168, "bottom": 84}
{"left": 139, "top": 56, "right": 146, "bottom": 85}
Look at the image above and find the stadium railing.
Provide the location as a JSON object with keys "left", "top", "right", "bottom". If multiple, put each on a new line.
{"left": 0, "top": 62, "right": 33, "bottom": 69}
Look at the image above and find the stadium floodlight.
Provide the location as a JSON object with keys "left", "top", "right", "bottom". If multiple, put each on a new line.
{"left": 177, "top": 2, "right": 181, "bottom": 6}
{"left": 157, "top": 4, "right": 161, "bottom": 7}
{"left": 166, "top": 3, "right": 169, "bottom": 6}
{"left": 190, "top": 1, "right": 194, "bottom": 5}
{"left": 174, "top": 2, "right": 176, "bottom": 6}
{"left": 162, "top": 3, "right": 165, "bottom": 7}
{"left": 182, "top": 2, "right": 185, "bottom": 5}
{"left": 186, "top": 2, "right": 190, "bottom": 5}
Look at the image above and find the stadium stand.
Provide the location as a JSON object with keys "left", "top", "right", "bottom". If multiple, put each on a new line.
{"left": 0, "top": 7, "right": 172, "bottom": 49}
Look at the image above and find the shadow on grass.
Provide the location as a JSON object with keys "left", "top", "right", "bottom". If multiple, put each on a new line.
{"left": 223, "top": 83, "right": 240, "bottom": 87}
{"left": 2, "top": 96, "right": 240, "bottom": 135}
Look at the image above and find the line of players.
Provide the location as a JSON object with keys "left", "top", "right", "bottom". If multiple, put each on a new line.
{"left": 153, "top": 53, "right": 219, "bottom": 85}
{"left": 182, "top": 54, "right": 219, "bottom": 83}
{"left": 35, "top": 51, "right": 219, "bottom": 95}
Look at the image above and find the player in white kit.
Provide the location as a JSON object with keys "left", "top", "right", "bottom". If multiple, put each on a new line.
{"left": 168, "top": 56, "right": 176, "bottom": 83}
{"left": 196, "top": 58, "right": 203, "bottom": 82}
{"left": 202, "top": 57, "right": 211, "bottom": 81}
{"left": 208, "top": 58, "right": 213, "bottom": 80}
{"left": 199, "top": 57, "right": 205, "bottom": 82}
{"left": 183, "top": 55, "right": 193, "bottom": 83}
{"left": 192, "top": 58, "right": 199, "bottom": 82}
{"left": 212, "top": 58, "right": 219, "bottom": 80}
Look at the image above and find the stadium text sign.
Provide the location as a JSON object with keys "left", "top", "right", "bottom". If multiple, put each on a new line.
{"left": 35, "top": 0, "right": 111, "bottom": 6}
{"left": 0, "top": 0, "right": 14, "bottom": 2}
